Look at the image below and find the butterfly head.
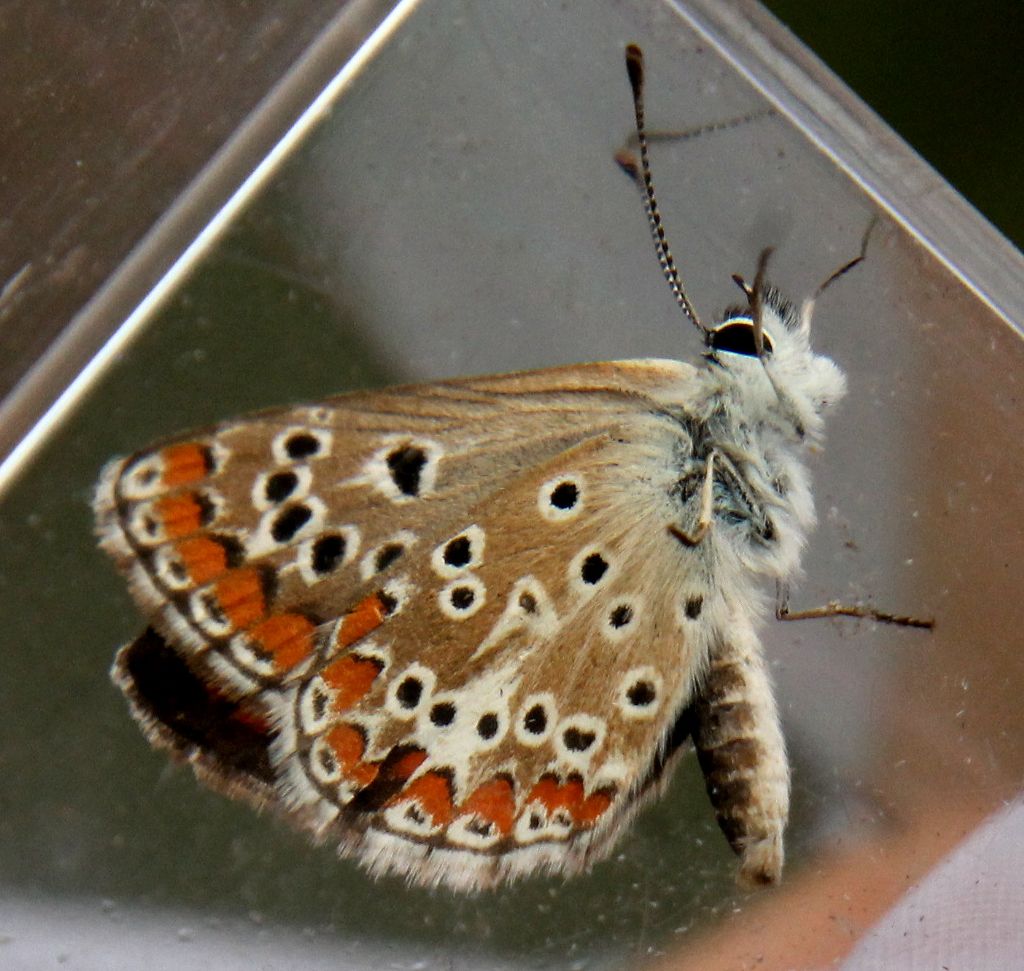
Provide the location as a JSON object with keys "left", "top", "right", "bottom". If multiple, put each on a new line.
{"left": 622, "top": 42, "right": 849, "bottom": 444}
{"left": 706, "top": 284, "right": 847, "bottom": 441}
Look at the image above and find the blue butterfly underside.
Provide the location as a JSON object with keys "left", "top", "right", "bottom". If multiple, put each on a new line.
{"left": 96, "top": 359, "right": 796, "bottom": 891}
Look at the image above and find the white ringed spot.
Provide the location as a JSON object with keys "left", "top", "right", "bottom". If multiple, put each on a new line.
{"left": 296, "top": 524, "right": 361, "bottom": 585}
{"left": 437, "top": 575, "right": 486, "bottom": 620}
{"left": 248, "top": 496, "right": 327, "bottom": 557}
{"left": 226, "top": 632, "right": 278, "bottom": 677}
{"left": 271, "top": 427, "right": 333, "bottom": 465}
{"left": 430, "top": 525, "right": 485, "bottom": 579}
{"left": 309, "top": 736, "right": 343, "bottom": 785}
{"left": 151, "top": 544, "right": 196, "bottom": 592}
{"left": 298, "top": 676, "right": 335, "bottom": 734}
{"left": 383, "top": 798, "right": 445, "bottom": 838}
{"left": 119, "top": 453, "right": 165, "bottom": 501}
{"left": 359, "top": 530, "right": 417, "bottom": 582}
{"left": 385, "top": 663, "right": 436, "bottom": 718}
{"left": 447, "top": 814, "right": 503, "bottom": 850}
{"left": 251, "top": 464, "right": 312, "bottom": 511}
{"left": 567, "top": 546, "right": 614, "bottom": 599}
{"left": 600, "top": 596, "right": 642, "bottom": 642}
{"left": 616, "top": 666, "right": 663, "bottom": 720}
{"left": 362, "top": 436, "right": 442, "bottom": 504}
{"left": 513, "top": 693, "right": 558, "bottom": 747}
{"left": 554, "top": 714, "right": 606, "bottom": 767}
{"left": 538, "top": 473, "right": 584, "bottom": 522}
{"left": 188, "top": 586, "right": 236, "bottom": 640}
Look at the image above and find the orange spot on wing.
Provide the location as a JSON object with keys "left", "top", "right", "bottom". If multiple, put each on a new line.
{"left": 351, "top": 764, "right": 379, "bottom": 787}
{"left": 398, "top": 772, "right": 455, "bottom": 826}
{"left": 156, "top": 494, "right": 203, "bottom": 539}
{"left": 327, "top": 723, "right": 365, "bottom": 764}
{"left": 248, "top": 613, "right": 315, "bottom": 673}
{"left": 576, "top": 790, "right": 614, "bottom": 825}
{"left": 176, "top": 536, "right": 228, "bottom": 584}
{"left": 560, "top": 778, "right": 585, "bottom": 813}
{"left": 459, "top": 777, "right": 516, "bottom": 835}
{"left": 525, "top": 775, "right": 609, "bottom": 827}
{"left": 326, "top": 724, "right": 379, "bottom": 788}
{"left": 528, "top": 775, "right": 584, "bottom": 815}
{"left": 321, "top": 654, "right": 383, "bottom": 711}
{"left": 388, "top": 748, "right": 427, "bottom": 782}
{"left": 213, "top": 569, "right": 265, "bottom": 630}
{"left": 161, "top": 443, "right": 210, "bottom": 487}
{"left": 335, "top": 594, "right": 387, "bottom": 648}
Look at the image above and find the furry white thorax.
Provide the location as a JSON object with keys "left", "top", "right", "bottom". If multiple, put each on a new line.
{"left": 664, "top": 294, "right": 847, "bottom": 590}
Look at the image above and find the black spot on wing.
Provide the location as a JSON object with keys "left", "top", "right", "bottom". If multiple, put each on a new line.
{"left": 285, "top": 433, "right": 321, "bottom": 460}
{"left": 386, "top": 445, "right": 427, "bottom": 497}
{"left": 443, "top": 536, "right": 471, "bottom": 567}
{"left": 265, "top": 471, "right": 298, "bottom": 504}
{"left": 312, "top": 534, "right": 346, "bottom": 574}
{"left": 271, "top": 504, "right": 312, "bottom": 543}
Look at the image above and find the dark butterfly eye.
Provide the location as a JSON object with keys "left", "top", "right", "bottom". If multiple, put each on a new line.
{"left": 709, "top": 320, "right": 773, "bottom": 357}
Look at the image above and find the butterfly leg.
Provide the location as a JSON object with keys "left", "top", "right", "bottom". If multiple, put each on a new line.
{"left": 688, "top": 617, "right": 789, "bottom": 887}
{"left": 775, "top": 582, "right": 934, "bottom": 629}
{"left": 668, "top": 450, "right": 718, "bottom": 547}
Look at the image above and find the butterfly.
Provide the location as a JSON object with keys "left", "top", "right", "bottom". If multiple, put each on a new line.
{"left": 94, "top": 44, "right": 903, "bottom": 893}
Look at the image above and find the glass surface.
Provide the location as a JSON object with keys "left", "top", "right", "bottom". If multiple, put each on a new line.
{"left": 1, "top": 0, "right": 1021, "bottom": 968}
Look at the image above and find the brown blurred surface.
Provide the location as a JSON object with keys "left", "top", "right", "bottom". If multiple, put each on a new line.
{"left": 0, "top": 2, "right": 345, "bottom": 401}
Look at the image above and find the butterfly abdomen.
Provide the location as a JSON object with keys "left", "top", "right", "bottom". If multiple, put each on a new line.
{"left": 687, "top": 617, "right": 789, "bottom": 887}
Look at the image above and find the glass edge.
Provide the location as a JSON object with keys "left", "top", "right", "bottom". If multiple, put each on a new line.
{"left": 0, "top": 0, "right": 417, "bottom": 499}
{"left": 677, "top": 0, "right": 1024, "bottom": 331}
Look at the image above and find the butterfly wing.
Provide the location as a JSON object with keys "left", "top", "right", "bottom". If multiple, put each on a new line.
{"left": 96, "top": 360, "right": 699, "bottom": 698}
{"left": 97, "top": 359, "right": 786, "bottom": 888}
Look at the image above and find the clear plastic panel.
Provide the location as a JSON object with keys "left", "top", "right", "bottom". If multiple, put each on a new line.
{"left": 1, "top": 1, "right": 1021, "bottom": 968}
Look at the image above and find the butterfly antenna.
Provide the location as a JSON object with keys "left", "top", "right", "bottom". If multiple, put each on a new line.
{"left": 751, "top": 246, "right": 773, "bottom": 359}
{"left": 799, "top": 216, "right": 877, "bottom": 333}
{"left": 621, "top": 106, "right": 776, "bottom": 152}
{"left": 623, "top": 44, "right": 707, "bottom": 337}
{"left": 750, "top": 247, "right": 798, "bottom": 418}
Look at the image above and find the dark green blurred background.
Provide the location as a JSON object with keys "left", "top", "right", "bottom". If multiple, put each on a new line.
{"left": 766, "top": 0, "right": 1023, "bottom": 248}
